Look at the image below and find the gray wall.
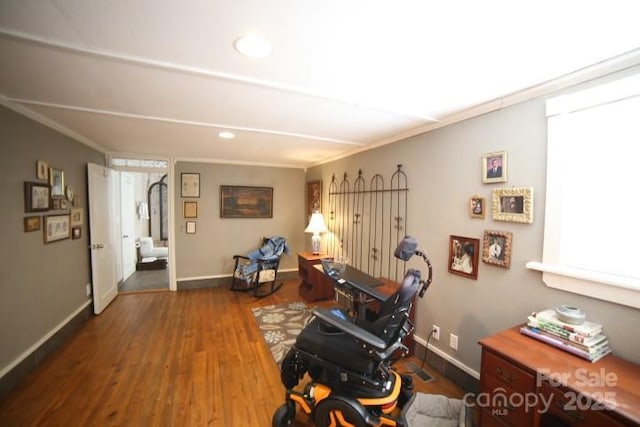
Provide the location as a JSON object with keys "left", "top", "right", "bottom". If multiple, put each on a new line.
{"left": 173, "top": 161, "right": 306, "bottom": 280}
{"left": 0, "top": 106, "right": 104, "bottom": 373}
{"left": 307, "top": 71, "right": 640, "bottom": 372}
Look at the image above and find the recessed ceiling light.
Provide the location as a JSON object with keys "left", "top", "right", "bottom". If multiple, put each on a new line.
{"left": 218, "top": 131, "right": 235, "bottom": 139}
{"left": 233, "top": 33, "right": 272, "bottom": 59}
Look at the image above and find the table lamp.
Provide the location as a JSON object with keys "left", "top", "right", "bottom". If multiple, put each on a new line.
{"left": 304, "top": 212, "right": 328, "bottom": 255}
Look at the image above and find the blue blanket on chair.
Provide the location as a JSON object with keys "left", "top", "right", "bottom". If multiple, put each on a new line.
{"left": 238, "top": 236, "right": 290, "bottom": 280}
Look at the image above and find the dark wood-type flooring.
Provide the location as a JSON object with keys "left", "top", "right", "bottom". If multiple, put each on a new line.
{"left": 0, "top": 279, "right": 465, "bottom": 426}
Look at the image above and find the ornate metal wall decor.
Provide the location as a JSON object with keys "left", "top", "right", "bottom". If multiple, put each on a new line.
{"left": 327, "top": 165, "right": 409, "bottom": 282}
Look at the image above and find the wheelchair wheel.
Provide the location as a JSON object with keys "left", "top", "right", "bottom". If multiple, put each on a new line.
{"left": 272, "top": 401, "right": 295, "bottom": 427}
{"left": 314, "top": 397, "right": 368, "bottom": 427}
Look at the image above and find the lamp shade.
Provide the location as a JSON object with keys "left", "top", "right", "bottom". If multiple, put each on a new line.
{"left": 304, "top": 212, "right": 328, "bottom": 234}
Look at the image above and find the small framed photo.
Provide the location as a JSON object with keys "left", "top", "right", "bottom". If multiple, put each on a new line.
{"left": 448, "top": 235, "right": 480, "bottom": 280}
{"left": 24, "top": 182, "right": 51, "bottom": 212}
{"left": 71, "top": 226, "right": 82, "bottom": 240}
{"left": 65, "top": 185, "right": 74, "bottom": 201}
{"left": 482, "top": 151, "right": 507, "bottom": 183}
{"left": 70, "top": 208, "right": 83, "bottom": 226}
{"left": 482, "top": 230, "right": 513, "bottom": 268}
{"left": 24, "top": 216, "right": 41, "bottom": 232}
{"left": 186, "top": 221, "right": 196, "bottom": 234}
{"left": 181, "top": 173, "right": 200, "bottom": 198}
{"left": 36, "top": 161, "right": 49, "bottom": 180}
{"left": 492, "top": 187, "right": 533, "bottom": 223}
{"left": 49, "top": 167, "right": 65, "bottom": 198}
{"left": 183, "top": 201, "right": 198, "bottom": 218}
{"left": 469, "top": 195, "right": 485, "bottom": 219}
{"left": 44, "top": 214, "right": 70, "bottom": 243}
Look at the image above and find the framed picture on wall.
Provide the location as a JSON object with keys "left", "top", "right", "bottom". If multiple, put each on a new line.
{"left": 24, "top": 216, "right": 41, "bottom": 232}
{"left": 181, "top": 173, "right": 200, "bottom": 198}
{"left": 36, "top": 161, "right": 49, "bottom": 180}
{"left": 186, "top": 221, "right": 196, "bottom": 234}
{"left": 469, "top": 195, "right": 485, "bottom": 219}
{"left": 220, "top": 185, "right": 273, "bottom": 218}
{"left": 183, "top": 201, "right": 198, "bottom": 218}
{"left": 492, "top": 187, "right": 533, "bottom": 223}
{"left": 307, "top": 180, "right": 322, "bottom": 216}
{"left": 482, "top": 151, "right": 507, "bottom": 184}
{"left": 482, "top": 230, "right": 513, "bottom": 268}
{"left": 71, "top": 226, "right": 82, "bottom": 240}
{"left": 448, "top": 235, "right": 480, "bottom": 280}
{"left": 70, "top": 208, "right": 83, "bottom": 226}
{"left": 49, "top": 167, "right": 65, "bottom": 198}
{"left": 43, "top": 214, "right": 70, "bottom": 243}
{"left": 24, "top": 182, "right": 51, "bottom": 212}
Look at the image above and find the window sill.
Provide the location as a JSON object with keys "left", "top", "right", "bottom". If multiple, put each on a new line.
{"left": 526, "top": 261, "right": 640, "bottom": 309}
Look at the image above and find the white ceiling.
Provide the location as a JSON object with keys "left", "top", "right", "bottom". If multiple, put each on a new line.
{"left": 1, "top": 1, "right": 639, "bottom": 168}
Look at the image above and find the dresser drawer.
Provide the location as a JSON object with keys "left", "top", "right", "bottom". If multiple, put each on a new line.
{"left": 539, "top": 383, "right": 626, "bottom": 427}
{"left": 482, "top": 350, "right": 535, "bottom": 394}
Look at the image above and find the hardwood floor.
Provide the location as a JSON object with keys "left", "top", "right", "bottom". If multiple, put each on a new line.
{"left": 0, "top": 279, "right": 465, "bottom": 426}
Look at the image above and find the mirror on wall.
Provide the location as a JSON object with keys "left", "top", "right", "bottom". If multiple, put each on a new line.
{"left": 148, "top": 174, "right": 168, "bottom": 241}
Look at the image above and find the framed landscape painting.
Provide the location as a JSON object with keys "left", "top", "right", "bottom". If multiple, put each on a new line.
{"left": 220, "top": 186, "right": 273, "bottom": 218}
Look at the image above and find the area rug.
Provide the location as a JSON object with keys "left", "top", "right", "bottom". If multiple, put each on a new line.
{"left": 252, "top": 302, "right": 312, "bottom": 367}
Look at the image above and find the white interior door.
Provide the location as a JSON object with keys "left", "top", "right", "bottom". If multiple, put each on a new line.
{"left": 88, "top": 163, "right": 118, "bottom": 314}
{"left": 120, "top": 172, "right": 136, "bottom": 282}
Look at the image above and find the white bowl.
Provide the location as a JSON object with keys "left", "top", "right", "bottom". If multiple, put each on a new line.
{"left": 555, "top": 305, "right": 586, "bottom": 325}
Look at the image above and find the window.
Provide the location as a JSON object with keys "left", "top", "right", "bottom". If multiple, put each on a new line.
{"left": 527, "top": 73, "right": 640, "bottom": 309}
{"left": 110, "top": 156, "right": 168, "bottom": 171}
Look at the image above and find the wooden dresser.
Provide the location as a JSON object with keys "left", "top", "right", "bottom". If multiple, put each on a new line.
{"left": 478, "top": 326, "right": 640, "bottom": 426}
{"left": 297, "top": 252, "right": 334, "bottom": 302}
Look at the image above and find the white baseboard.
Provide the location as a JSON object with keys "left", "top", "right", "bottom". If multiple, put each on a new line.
{"left": 176, "top": 267, "right": 298, "bottom": 283}
{"left": 0, "top": 300, "right": 92, "bottom": 379}
{"left": 414, "top": 333, "right": 480, "bottom": 380}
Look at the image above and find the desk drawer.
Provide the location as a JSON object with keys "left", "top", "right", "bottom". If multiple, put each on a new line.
{"left": 539, "top": 383, "right": 625, "bottom": 427}
{"left": 482, "top": 350, "right": 535, "bottom": 394}
{"left": 481, "top": 374, "right": 535, "bottom": 426}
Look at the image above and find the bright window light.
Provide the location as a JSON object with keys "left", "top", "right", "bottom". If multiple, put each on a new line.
{"left": 528, "top": 73, "right": 640, "bottom": 308}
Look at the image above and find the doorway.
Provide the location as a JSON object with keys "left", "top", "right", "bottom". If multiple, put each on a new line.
{"left": 113, "top": 165, "right": 171, "bottom": 293}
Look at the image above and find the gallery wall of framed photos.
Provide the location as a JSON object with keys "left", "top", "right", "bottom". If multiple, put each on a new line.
{"left": 451, "top": 150, "right": 534, "bottom": 281}
{"left": 23, "top": 160, "right": 83, "bottom": 244}
{"left": 180, "top": 172, "right": 201, "bottom": 235}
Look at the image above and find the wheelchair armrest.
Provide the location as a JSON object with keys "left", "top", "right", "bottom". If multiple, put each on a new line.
{"left": 312, "top": 307, "right": 387, "bottom": 351}
{"left": 233, "top": 255, "right": 250, "bottom": 261}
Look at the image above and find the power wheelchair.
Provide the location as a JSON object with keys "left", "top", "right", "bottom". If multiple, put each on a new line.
{"left": 273, "top": 237, "right": 432, "bottom": 427}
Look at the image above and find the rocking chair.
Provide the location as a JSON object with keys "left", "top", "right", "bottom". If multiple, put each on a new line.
{"left": 231, "top": 236, "right": 290, "bottom": 297}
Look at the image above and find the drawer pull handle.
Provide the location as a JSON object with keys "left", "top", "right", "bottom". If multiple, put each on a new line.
{"left": 496, "top": 367, "right": 516, "bottom": 383}
{"left": 554, "top": 401, "right": 585, "bottom": 421}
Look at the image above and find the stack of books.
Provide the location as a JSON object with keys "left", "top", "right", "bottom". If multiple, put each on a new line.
{"left": 521, "top": 309, "right": 611, "bottom": 362}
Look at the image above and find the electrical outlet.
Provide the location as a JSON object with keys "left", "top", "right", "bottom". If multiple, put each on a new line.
{"left": 432, "top": 325, "right": 440, "bottom": 340}
{"left": 450, "top": 333, "right": 458, "bottom": 350}
{"left": 86, "top": 283, "right": 92, "bottom": 297}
